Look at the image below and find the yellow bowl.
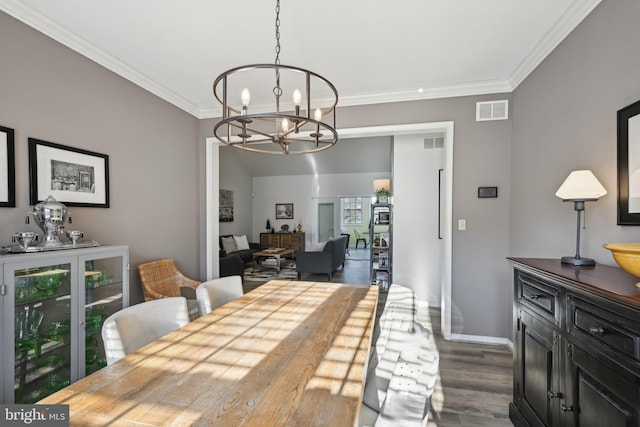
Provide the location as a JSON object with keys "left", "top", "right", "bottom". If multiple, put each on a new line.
{"left": 603, "top": 243, "right": 640, "bottom": 285}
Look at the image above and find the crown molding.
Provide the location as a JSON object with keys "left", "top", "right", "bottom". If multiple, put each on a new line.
{"left": 338, "top": 80, "right": 515, "bottom": 108}
{"left": 509, "top": 0, "right": 601, "bottom": 88}
{"left": 197, "top": 79, "right": 515, "bottom": 119}
{"left": 0, "top": 0, "right": 201, "bottom": 117}
{"left": 2, "top": 0, "right": 601, "bottom": 120}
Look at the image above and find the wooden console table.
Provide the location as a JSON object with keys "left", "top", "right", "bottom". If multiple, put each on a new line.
{"left": 39, "top": 280, "right": 378, "bottom": 426}
{"left": 260, "top": 232, "right": 305, "bottom": 255}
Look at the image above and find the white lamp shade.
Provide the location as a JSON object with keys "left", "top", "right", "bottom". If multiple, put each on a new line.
{"left": 555, "top": 170, "right": 607, "bottom": 201}
{"left": 373, "top": 179, "right": 391, "bottom": 193}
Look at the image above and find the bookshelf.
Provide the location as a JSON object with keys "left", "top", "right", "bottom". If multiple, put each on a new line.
{"left": 369, "top": 203, "right": 392, "bottom": 292}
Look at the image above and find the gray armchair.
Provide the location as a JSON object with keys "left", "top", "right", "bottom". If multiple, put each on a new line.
{"left": 296, "top": 235, "right": 349, "bottom": 281}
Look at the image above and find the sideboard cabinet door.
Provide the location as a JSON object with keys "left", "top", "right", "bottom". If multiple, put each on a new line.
{"left": 280, "top": 233, "right": 305, "bottom": 255}
{"left": 260, "top": 233, "right": 280, "bottom": 249}
{"left": 564, "top": 343, "right": 639, "bottom": 427}
{"left": 514, "top": 309, "right": 562, "bottom": 427}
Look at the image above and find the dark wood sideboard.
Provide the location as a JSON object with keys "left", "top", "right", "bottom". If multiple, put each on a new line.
{"left": 508, "top": 258, "right": 640, "bottom": 427}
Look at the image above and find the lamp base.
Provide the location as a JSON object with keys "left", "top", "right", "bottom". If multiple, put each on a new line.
{"left": 561, "top": 256, "right": 595, "bottom": 266}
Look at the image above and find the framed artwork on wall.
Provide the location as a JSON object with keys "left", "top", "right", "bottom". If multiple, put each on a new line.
{"left": 275, "top": 203, "right": 294, "bottom": 220}
{"left": 219, "top": 189, "right": 234, "bottom": 222}
{"left": 0, "top": 125, "right": 16, "bottom": 207}
{"left": 617, "top": 99, "right": 640, "bottom": 225}
{"left": 28, "top": 138, "right": 110, "bottom": 207}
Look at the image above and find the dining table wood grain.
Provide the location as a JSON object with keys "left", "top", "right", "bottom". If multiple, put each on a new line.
{"left": 39, "top": 280, "right": 379, "bottom": 427}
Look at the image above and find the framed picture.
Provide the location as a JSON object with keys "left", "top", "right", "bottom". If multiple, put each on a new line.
{"left": 0, "top": 125, "right": 16, "bottom": 207}
{"left": 219, "top": 189, "right": 234, "bottom": 222}
{"left": 378, "top": 211, "right": 390, "bottom": 224}
{"left": 28, "top": 138, "right": 110, "bottom": 207}
{"left": 275, "top": 203, "right": 294, "bottom": 220}
{"left": 617, "top": 99, "right": 640, "bottom": 225}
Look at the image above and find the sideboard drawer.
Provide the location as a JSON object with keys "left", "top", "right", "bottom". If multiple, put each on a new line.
{"left": 570, "top": 297, "right": 640, "bottom": 363}
{"left": 517, "top": 272, "right": 561, "bottom": 326}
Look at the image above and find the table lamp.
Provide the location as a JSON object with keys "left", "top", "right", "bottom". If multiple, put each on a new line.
{"left": 555, "top": 170, "right": 607, "bottom": 265}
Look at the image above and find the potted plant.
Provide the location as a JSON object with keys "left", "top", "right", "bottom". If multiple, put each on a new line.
{"left": 376, "top": 187, "right": 391, "bottom": 204}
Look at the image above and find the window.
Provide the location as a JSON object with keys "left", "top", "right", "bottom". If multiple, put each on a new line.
{"left": 342, "top": 197, "right": 363, "bottom": 225}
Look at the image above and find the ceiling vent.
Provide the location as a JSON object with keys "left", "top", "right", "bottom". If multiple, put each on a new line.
{"left": 476, "top": 100, "right": 509, "bottom": 121}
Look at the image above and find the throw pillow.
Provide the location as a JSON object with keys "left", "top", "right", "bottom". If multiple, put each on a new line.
{"left": 233, "top": 234, "right": 250, "bottom": 251}
{"left": 221, "top": 236, "right": 237, "bottom": 253}
{"left": 309, "top": 241, "right": 327, "bottom": 252}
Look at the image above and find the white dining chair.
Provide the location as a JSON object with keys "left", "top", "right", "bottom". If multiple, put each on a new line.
{"left": 101, "top": 297, "right": 190, "bottom": 365}
{"left": 195, "top": 275, "right": 243, "bottom": 316}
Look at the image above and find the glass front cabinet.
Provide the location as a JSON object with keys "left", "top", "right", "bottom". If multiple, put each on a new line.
{"left": 0, "top": 245, "right": 129, "bottom": 403}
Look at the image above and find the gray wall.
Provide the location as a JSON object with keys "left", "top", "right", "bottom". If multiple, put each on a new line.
{"left": 201, "top": 94, "right": 514, "bottom": 339}
{"left": 511, "top": 1, "right": 640, "bottom": 264}
{"left": 8, "top": 1, "right": 636, "bottom": 341}
{"left": 340, "top": 98, "right": 513, "bottom": 339}
{"left": 218, "top": 147, "right": 253, "bottom": 237}
{"left": 0, "top": 12, "right": 201, "bottom": 304}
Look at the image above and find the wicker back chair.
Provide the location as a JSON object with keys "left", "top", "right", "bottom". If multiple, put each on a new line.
{"left": 138, "top": 259, "right": 201, "bottom": 319}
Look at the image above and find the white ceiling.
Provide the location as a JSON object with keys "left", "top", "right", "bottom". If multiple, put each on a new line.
{"left": 1, "top": 0, "right": 601, "bottom": 119}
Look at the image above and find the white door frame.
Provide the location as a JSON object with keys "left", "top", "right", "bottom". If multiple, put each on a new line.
{"left": 205, "top": 120, "right": 454, "bottom": 339}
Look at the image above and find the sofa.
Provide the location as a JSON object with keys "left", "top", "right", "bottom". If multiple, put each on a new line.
{"left": 219, "top": 235, "right": 260, "bottom": 280}
{"left": 219, "top": 252, "right": 245, "bottom": 280}
{"left": 296, "top": 235, "right": 348, "bottom": 281}
{"left": 219, "top": 234, "right": 260, "bottom": 266}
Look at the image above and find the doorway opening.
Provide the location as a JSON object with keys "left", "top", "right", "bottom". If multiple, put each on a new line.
{"left": 205, "top": 121, "right": 454, "bottom": 338}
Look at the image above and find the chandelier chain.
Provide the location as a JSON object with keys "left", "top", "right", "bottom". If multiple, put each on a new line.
{"left": 274, "top": 0, "right": 281, "bottom": 90}
{"left": 274, "top": 0, "right": 281, "bottom": 66}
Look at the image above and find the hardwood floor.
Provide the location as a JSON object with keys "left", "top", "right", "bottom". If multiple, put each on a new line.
{"left": 426, "top": 308, "right": 513, "bottom": 426}
{"left": 242, "top": 248, "right": 514, "bottom": 426}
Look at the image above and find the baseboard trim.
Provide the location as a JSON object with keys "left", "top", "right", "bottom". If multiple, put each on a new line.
{"left": 449, "top": 333, "right": 512, "bottom": 348}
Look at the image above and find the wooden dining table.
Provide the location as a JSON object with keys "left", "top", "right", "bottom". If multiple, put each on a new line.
{"left": 39, "top": 280, "right": 379, "bottom": 426}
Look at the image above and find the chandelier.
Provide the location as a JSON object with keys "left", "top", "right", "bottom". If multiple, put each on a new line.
{"left": 213, "top": 0, "right": 338, "bottom": 155}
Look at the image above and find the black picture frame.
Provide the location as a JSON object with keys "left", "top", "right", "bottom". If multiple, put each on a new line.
{"left": 28, "top": 138, "right": 110, "bottom": 207}
{"left": 219, "top": 189, "right": 234, "bottom": 222}
{"left": 0, "top": 125, "right": 16, "bottom": 207}
{"left": 275, "top": 203, "right": 294, "bottom": 219}
{"left": 617, "top": 99, "right": 640, "bottom": 225}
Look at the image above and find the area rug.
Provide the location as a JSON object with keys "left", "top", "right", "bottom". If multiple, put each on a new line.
{"left": 244, "top": 263, "right": 298, "bottom": 282}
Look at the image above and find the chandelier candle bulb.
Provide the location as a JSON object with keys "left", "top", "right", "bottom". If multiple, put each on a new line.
{"left": 293, "top": 89, "right": 302, "bottom": 107}
{"left": 293, "top": 89, "right": 301, "bottom": 132}
{"left": 238, "top": 88, "right": 251, "bottom": 143}
{"left": 281, "top": 118, "right": 290, "bottom": 132}
{"left": 310, "top": 107, "right": 323, "bottom": 146}
{"left": 241, "top": 88, "right": 250, "bottom": 115}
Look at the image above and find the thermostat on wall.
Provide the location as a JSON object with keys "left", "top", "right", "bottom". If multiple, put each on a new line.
{"left": 478, "top": 186, "right": 498, "bottom": 198}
